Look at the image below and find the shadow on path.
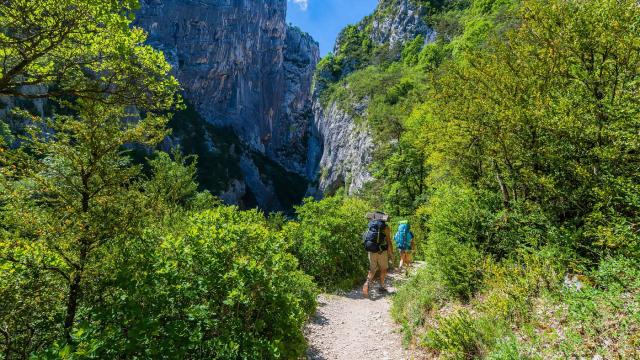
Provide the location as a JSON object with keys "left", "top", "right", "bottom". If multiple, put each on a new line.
{"left": 304, "top": 264, "right": 426, "bottom": 360}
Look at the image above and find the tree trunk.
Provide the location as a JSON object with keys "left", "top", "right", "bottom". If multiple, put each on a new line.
{"left": 493, "top": 160, "right": 511, "bottom": 210}
{"left": 63, "top": 271, "right": 82, "bottom": 344}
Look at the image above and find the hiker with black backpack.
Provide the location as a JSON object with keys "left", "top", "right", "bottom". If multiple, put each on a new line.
{"left": 362, "top": 211, "right": 394, "bottom": 297}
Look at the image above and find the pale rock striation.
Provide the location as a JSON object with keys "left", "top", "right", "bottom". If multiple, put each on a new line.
{"left": 314, "top": 101, "right": 374, "bottom": 195}
{"left": 314, "top": 0, "right": 433, "bottom": 196}
{"left": 369, "top": 0, "right": 434, "bottom": 48}
{"left": 135, "top": 0, "right": 320, "bottom": 210}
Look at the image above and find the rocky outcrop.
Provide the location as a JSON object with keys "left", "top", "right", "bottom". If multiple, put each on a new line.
{"left": 369, "top": 0, "right": 434, "bottom": 48}
{"left": 276, "top": 26, "right": 321, "bottom": 178}
{"left": 314, "top": 101, "right": 374, "bottom": 195}
{"left": 135, "top": 0, "right": 320, "bottom": 210}
{"left": 136, "top": 0, "right": 319, "bottom": 175}
{"left": 315, "top": 0, "right": 434, "bottom": 196}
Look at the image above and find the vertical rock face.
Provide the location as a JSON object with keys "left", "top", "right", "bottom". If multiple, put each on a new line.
{"left": 369, "top": 0, "right": 434, "bottom": 48}
{"left": 314, "top": 100, "right": 374, "bottom": 195}
{"left": 276, "top": 26, "right": 321, "bottom": 178}
{"left": 135, "top": 0, "right": 320, "bottom": 210}
{"left": 314, "top": 0, "right": 433, "bottom": 196}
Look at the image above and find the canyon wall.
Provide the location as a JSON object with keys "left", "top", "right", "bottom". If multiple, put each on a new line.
{"left": 135, "top": 0, "right": 320, "bottom": 210}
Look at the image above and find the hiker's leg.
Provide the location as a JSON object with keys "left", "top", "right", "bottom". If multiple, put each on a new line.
{"left": 363, "top": 271, "right": 374, "bottom": 295}
{"left": 363, "top": 252, "right": 377, "bottom": 297}
{"left": 379, "top": 251, "right": 389, "bottom": 288}
{"left": 403, "top": 251, "right": 410, "bottom": 267}
{"left": 380, "top": 268, "right": 387, "bottom": 288}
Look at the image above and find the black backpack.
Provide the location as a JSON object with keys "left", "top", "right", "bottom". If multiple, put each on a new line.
{"left": 363, "top": 220, "right": 388, "bottom": 253}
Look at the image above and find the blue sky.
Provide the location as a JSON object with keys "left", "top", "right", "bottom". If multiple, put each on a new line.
{"left": 287, "top": 0, "right": 379, "bottom": 57}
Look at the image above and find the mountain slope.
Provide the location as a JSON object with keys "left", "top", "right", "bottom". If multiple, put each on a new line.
{"left": 135, "top": 0, "right": 320, "bottom": 210}
{"left": 312, "top": 0, "right": 435, "bottom": 196}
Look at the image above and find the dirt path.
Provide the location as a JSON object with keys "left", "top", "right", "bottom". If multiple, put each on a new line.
{"left": 305, "top": 267, "right": 425, "bottom": 360}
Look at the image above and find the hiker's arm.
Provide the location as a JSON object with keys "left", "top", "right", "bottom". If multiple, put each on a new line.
{"left": 386, "top": 227, "right": 393, "bottom": 254}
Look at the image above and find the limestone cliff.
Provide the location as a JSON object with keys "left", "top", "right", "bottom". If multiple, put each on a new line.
{"left": 135, "top": 0, "right": 320, "bottom": 210}
{"left": 314, "top": 0, "right": 433, "bottom": 195}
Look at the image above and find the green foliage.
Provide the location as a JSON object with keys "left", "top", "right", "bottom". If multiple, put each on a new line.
{"left": 422, "top": 0, "right": 640, "bottom": 259}
{"left": 0, "top": 102, "right": 184, "bottom": 355}
{"left": 67, "top": 207, "right": 317, "bottom": 359}
{"left": 402, "top": 35, "right": 425, "bottom": 66}
{"left": 394, "top": 247, "right": 564, "bottom": 359}
{"left": 422, "top": 310, "right": 486, "bottom": 359}
{"left": 0, "top": 110, "right": 316, "bottom": 357}
{"left": 283, "top": 196, "right": 371, "bottom": 290}
{"left": 0, "top": 120, "right": 12, "bottom": 147}
{"left": 479, "top": 248, "right": 565, "bottom": 324}
{"left": 417, "top": 40, "right": 448, "bottom": 70}
{"left": 426, "top": 236, "right": 483, "bottom": 301}
{"left": 419, "top": 186, "right": 487, "bottom": 298}
{"left": 392, "top": 263, "right": 449, "bottom": 334}
{"left": 519, "top": 257, "right": 640, "bottom": 359}
{"left": 0, "top": 0, "right": 320, "bottom": 357}
{"left": 0, "top": 0, "right": 180, "bottom": 110}
{"left": 315, "top": 0, "right": 640, "bottom": 358}
{"left": 143, "top": 151, "right": 207, "bottom": 213}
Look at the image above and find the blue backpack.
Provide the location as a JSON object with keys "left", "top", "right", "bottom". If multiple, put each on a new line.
{"left": 394, "top": 221, "right": 413, "bottom": 250}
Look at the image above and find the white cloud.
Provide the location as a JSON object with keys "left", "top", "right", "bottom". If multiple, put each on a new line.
{"left": 289, "top": 0, "right": 309, "bottom": 11}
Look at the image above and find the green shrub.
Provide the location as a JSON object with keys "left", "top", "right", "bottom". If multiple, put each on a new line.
{"left": 422, "top": 309, "right": 485, "bottom": 359}
{"left": 283, "top": 196, "right": 371, "bottom": 290}
{"left": 593, "top": 256, "right": 640, "bottom": 291}
{"left": 392, "top": 265, "right": 448, "bottom": 335}
{"left": 422, "top": 185, "right": 492, "bottom": 247}
{"left": 60, "top": 207, "right": 317, "bottom": 359}
{"left": 479, "top": 247, "right": 565, "bottom": 324}
{"left": 485, "top": 336, "right": 524, "bottom": 360}
{"left": 427, "top": 235, "right": 483, "bottom": 300}
{"left": 522, "top": 256, "right": 640, "bottom": 359}
{"left": 417, "top": 185, "right": 486, "bottom": 299}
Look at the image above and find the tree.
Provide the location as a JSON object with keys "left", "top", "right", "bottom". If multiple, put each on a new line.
{"left": 0, "top": 103, "right": 182, "bottom": 353}
{"left": 0, "top": 0, "right": 185, "bottom": 355}
{"left": 422, "top": 0, "right": 640, "bottom": 257}
{"left": 0, "top": 0, "right": 179, "bottom": 110}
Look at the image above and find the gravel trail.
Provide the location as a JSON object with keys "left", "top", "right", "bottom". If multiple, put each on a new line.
{"left": 305, "top": 268, "right": 425, "bottom": 360}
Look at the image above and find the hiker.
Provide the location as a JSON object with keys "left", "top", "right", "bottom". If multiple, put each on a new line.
{"left": 394, "top": 220, "right": 415, "bottom": 272}
{"left": 362, "top": 211, "right": 393, "bottom": 297}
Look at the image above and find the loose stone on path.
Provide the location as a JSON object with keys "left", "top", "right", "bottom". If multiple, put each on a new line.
{"left": 304, "top": 268, "right": 426, "bottom": 360}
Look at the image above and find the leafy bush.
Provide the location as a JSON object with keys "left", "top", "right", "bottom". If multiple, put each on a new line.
{"left": 393, "top": 246, "right": 567, "bottom": 358}
{"left": 426, "top": 235, "right": 483, "bottom": 300}
{"left": 283, "top": 196, "right": 371, "bottom": 290}
{"left": 592, "top": 256, "right": 640, "bottom": 292}
{"left": 42, "top": 207, "right": 317, "bottom": 359}
{"left": 422, "top": 310, "right": 485, "bottom": 359}
{"left": 521, "top": 256, "right": 640, "bottom": 359}
{"left": 391, "top": 264, "right": 448, "bottom": 345}
{"left": 421, "top": 185, "right": 491, "bottom": 247}
{"left": 421, "top": 185, "right": 486, "bottom": 299}
{"left": 479, "top": 248, "right": 565, "bottom": 324}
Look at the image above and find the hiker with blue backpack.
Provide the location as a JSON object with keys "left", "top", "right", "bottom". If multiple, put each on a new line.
{"left": 362, "top": 211, "right": 394, "bottom": 297}
{"left": 394, "top": 220, "right": 415, "bottom": 273}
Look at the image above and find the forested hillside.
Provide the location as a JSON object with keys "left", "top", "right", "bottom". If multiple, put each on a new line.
{"left": 1, "top": 0, "right": 639, "bottom": 359}
{"left": 0, "top": 1, "right": 321, "bottom": 358}
{"left": 314, "top": 0, "right": 640, "bottom": 358}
